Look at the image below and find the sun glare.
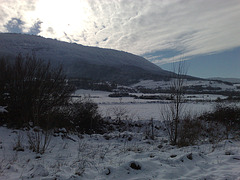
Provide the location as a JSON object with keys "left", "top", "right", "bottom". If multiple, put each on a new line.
{"left": 34, "top": 0, "right": 91, "bottom": 38}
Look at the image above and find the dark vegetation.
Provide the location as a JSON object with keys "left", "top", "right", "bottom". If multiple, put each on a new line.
{"left": 52, "top": 98, "right": 104, "bottom": 134}
{"left": 199, "top": 103, "right": 240, "bottom": 139}
{"left": 135, "top": 85, "right": 240, "bottom": 97}
{"left": 108, "top": 92, "right": 137, "bottom": 98}
{"left": 173, "top": 103, "right": 240, "bottom": 147}
{"left": 69, "top": 78, "right": 117, "bottom": 92}
{"left": 177, "top": 117, "right": 202, "bottom": 147}
{"left": 0, "top": 54, "right": 103, "bottom": 133}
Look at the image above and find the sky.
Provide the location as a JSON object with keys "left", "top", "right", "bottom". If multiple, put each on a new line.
{"left": 0, "top": 0, "right": 239, "bottom": 78}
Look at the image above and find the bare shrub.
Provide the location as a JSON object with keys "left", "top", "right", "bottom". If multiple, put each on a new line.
{"left": 121, "top": 140, "right": 142, "bottom": 153}
{"left": 74, "top": 141, "right": 88, "bottom": 176}
{"left": 70, "top": 97, "right": 103, "bottom": 133}
{"left": 106, "top": 105, "right": 138, "bottom": 132}
{"left": 199, "top": 103, "right": 240, "bottom": 140}
{"left": 0, "top": 158, "right": 8, "bottom": 175}
{"left": 98, "top": 144, "right": 112, "bottom": 161}
{"left": 162, "top": 61, "right": 187, "bottom": 145}
{"left": 144, "top": 118, "right": 155, "bottom": 140}
{"left": 213, "top": 103, "right": 240, "bottom": 138}
{"left": 202, "top": 120, "right": 225, "bottom": 144}
{"left": 177, "top": 115, "right": 202, "bottom": 147}
{"left": 27, "top": 128, "right": 52, "bottom": 154}
{"left": 13, "top": 131, "right": 24, "bottom": 151}
{"left": 0, "top": 54, "right": 73, "bottom": 128}
{"left": 111, "top": 106, "right": 129, "bottom": 123}
{"left": 72, "top": 139, "right": 95, "bottom": 176}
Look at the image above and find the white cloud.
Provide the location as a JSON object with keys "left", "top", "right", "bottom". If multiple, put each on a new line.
{"left": 0, "top": 0, "right": 240, "bottom": 64}
{"left": 0, "top": 0, "right": 37, "bottom": 32}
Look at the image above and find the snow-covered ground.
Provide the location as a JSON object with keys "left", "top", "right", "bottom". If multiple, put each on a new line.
{"left": 1, "top": 89, "right": 240, "bottom": 179}
{"left": 0, "top": 126, "right": 240, "bottom": 180}
{"left": 131, "top": 79, "right": 240, "bottom": 92}
{"left": 74, "top": 89, "right": 219, "bottom": 121}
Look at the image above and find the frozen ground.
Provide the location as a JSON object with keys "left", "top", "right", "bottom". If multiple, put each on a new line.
{"left": 0, "top": 126, "right": 240, "bottom": 180}
{"left": 131, "top": 80, "right": 240, "bottom": 92}
{"left": 74, "top": 89, "right": 218, "bottom": 121}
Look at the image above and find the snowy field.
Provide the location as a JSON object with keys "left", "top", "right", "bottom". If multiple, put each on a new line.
{"left": 131, "top": 80, "right": 240, "bottom": 92}
{"left": 0, "top": 126, "right": 240, "bottom": 179}
{"left": 74, "top": 89, "right": 221, "bottom": 121}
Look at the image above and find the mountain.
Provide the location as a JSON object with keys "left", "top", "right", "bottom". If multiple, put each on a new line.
{"left": 0, "top": 33, "right": 172, "bottom": 84}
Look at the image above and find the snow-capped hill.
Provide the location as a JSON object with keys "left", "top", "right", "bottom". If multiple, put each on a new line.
{"left": 132, "top": 79, "right": 240, "bottom": 92}
{"left": 209, "top": 77, "right": 240, "bottom": 84}
{"left": 0, "top": 33, "right": 171, "bottom": 83}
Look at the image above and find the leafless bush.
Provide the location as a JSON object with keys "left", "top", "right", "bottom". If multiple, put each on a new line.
{"left": 98, "top": 144, "right": 112, "bottom": 161}
{"left": 13, "top": 131, "right": 24, "bottom": 151}
{"left": 203, "top": 121, "right": 225, "bottom": 144}
{"left": 162, "top": 102, "right": 186, "bottom": 145}
{"left": 144, "top": 118, "right": 155, "bottom": 140}
{"left": 72, "top": 139, "right": 94, "bottom": 176}
{"left": 213, "top": 103, "right": 240, "bottom": 138}
{"left": 0, "top": 159, "right": 7, "bottom": 175}
{"left": 177, "top": 115, "right": 202, "bottom": 147}
{"left": 0, "top": 54, "right": 73, "bottom": 128}
{"left": 66, "top": 97, "right": 103, "bottom": 133}
{"left": 161, "top": 61, "right": 187, "bottom": 145}
{"left": 0, "top": 151, "right": 18, "bottom": 176}
{"left": 199, "top": 103, "right": 240, "bottom": 141}
{"left": 111, "top": 106, "right": 129, "bottom": 123}
{"left": 177, "top": 111, "right": 229, "bottom": 147}
{"left": 121, "top": 140, "right": 142, "bottom": 153}
{"left": 106, "top": 105, "right": 138, "bottom": 132}
{"left": 27, "top": 128, "right": 52, "bottom": 154}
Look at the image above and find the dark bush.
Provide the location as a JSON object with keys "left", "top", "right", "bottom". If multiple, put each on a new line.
{"left": 177, "top": 117, "right": 202, "bottom": 147}
{"left": 70, "top": 98, "right": 103, "bottom": 133}
{"left": 50, "top": 98, "right": 103, "bottom": 133}
{"left": 0, "top": 54, "right": 107, "bottom": 133}
{"left": 214, "top": 104, "right": 240, "bottom": 123}
{"left": 0, "top": 54, "right": 73, "bottom": 128}
{"left": 199, "top": 103, "right": 240, "bottom": 139}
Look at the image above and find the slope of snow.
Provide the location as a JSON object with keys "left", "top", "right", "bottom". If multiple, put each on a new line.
{"left": 0, "top": 126, "right": 240, "bottom": 179}
{"left": 132, "top": 79, "right": 239, "bottom": 91}
{"left": 210, "top": 77, "right": 240, "bottom": 84}
{"left": 186, "top": 80, "right": 237, "bottom": 91}
{"left": 74, "top": 89, "right": 221, "bottom": 121}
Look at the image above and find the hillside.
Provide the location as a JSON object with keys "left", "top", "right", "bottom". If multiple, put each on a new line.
{"left": 0, "top": 33, "right": 172, "bottom": 84}
{"left": 209, "top": 77, "right": 240, "bottom": 84}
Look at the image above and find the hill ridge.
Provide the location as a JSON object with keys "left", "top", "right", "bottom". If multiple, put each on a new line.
{"left": 0, "top": 33, "right": 171, "bottom": 83}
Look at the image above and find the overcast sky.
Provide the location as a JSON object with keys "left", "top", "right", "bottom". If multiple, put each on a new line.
{"left": 0, "top": 0, "right": 240, "bottom": 78}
